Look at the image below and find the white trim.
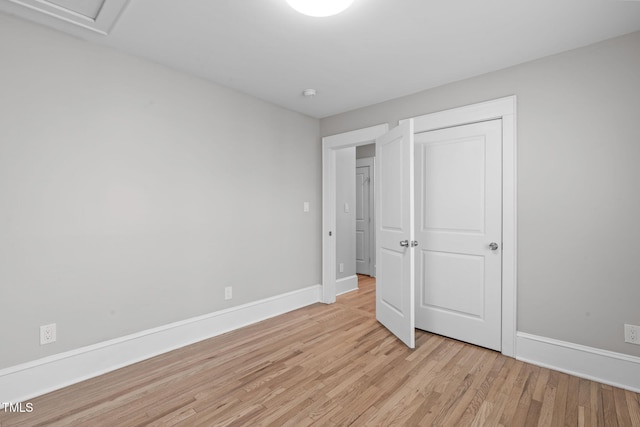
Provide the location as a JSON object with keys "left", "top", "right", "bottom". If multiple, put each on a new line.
{"left": 516, "top": 332, "right": 640, "bottom": 393}
{"left": 336, "top": 275, "right": 358, "bottom": 295}
{"left": 322, "top": 124, "right": 389, "bottom": 304}
{"left": 404, "top": 95, "right": 517, "bottom": 357}
{"left": 0, "top": 285, "right": 322, "bottom": 403}
{"left": 2, "top": 0, "right": 130, "bottom": 35}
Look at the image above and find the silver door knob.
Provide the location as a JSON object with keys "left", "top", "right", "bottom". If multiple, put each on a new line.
{"left": 400, "top": 240, "right": 409, "bottom": 247}
{"left": 489, "top": 242, "right": 499, "bottom": 251}
{"left": 411, "top": 241, "right": 419, "bottom": 247}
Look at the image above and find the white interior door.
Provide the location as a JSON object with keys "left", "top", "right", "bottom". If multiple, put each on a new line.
{"left": 414, "top": 120, "right": 502, "bottom": 351}
{"left": 376, "top": 120, "right": 415, "bottom": 348}
{"left": 356, "top": 163, "right": 371, "bottom": 275}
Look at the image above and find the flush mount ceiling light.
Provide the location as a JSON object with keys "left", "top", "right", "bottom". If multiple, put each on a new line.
{"left": 286, "top": 0, "right": 354, "bottom": 17}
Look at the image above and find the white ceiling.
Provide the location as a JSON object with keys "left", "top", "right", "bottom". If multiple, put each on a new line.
{"left": 2, "top": 0, "right": 640, "bottom": 118}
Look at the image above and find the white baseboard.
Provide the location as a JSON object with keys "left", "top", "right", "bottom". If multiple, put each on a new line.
{"left": 336, "top": 275, "right": 358, "bottom": 296}
{"left": 0, "top": 284, "right": 322, "bottom": 403}
{"left": 516, "top": 332, "right": 640, "bottom": 393}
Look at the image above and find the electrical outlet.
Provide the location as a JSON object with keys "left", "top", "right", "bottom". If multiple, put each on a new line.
{"left": 40, "top": 323, "right": 56, "bottom": 345}
{"left": 339, "top": 263, "right": 344, "bottom": 273}
{"left": 225, "top": 287, "right": 232, "bottom": 300}
{"left": 625, "top": 324, "right": 640, "bottom": 344}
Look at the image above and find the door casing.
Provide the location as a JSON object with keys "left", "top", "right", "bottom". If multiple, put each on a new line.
{"left": 322, "top": 95, "right": 516, "bottom": 357}
{"left": 322, "top": 124, "right": 389, "bottom": 304}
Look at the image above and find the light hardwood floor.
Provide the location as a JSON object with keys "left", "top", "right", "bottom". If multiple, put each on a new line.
{"left": 2, "top": 275, "right": 639, "bottom": 426}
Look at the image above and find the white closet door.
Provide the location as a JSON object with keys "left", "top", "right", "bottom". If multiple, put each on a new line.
{"left": 414, "top": 119, "right": 503, "bottom": 351}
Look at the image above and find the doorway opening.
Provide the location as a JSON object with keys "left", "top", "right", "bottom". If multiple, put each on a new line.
{"left": 356, "top": 148, "right": 375, "bottom": 278}
{"left": 331, "top": 144, "right": 377, "bottom": 296}
{"left": 322, "top": 124, "right": 389, "bottom": 304}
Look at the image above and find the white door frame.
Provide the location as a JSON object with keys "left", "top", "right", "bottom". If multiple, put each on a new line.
{"left": 402, "top": 95, "right": 517, "bottom": 357}
{"left": 321, "top": 96, "right": 516, "bottom": 356}
{"left": 356, "top": 157, "right": 375, "bottom": 277}
{"left": 322, "top": 124, "right": 389, "bottom": 304}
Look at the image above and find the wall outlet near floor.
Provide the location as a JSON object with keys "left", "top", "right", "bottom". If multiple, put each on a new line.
{"left": 225, "top": 286, "right": 232, "bottom": 300}
{"left": 339, "top": 263, "right": 344, "bottom": 273}
{"left": 40, "top": 323, "right": 56, "bottom": 345}
{"left": 624, "top": 324, "right": 640, "bottom": 344}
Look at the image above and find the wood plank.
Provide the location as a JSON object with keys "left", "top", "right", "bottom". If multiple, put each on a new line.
{"left": 550, "top": 372, "right": 569, "bottom": 425}
{"left": 509, "top": 365, "right": 541, "bottom": 426}
{"left": 613, "top": 386, "right": 633, "bottom": 427}
{"left": 625, "top": 390, "right": 640, "bottom": 427}
{"left": 565, "top": 374, "right": 580, "bottom": 426}
{"left": 602, "top": 384, "right": 620, "bottom": 427}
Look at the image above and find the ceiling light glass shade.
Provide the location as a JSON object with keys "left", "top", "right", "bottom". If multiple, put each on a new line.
{"left": 286, "top": 0, "right": 354, "bottom": 17}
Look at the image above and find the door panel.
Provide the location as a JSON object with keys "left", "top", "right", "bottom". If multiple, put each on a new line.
{"left": 415, "top": 119, "right": 502, "bottom": 351}
{"left": 376, "top": 120, "right": 415, "bottom": 349}
{"left": 379, "top": 249, "right": 405, "bottom": 313}
{"left": 420, "top": 251, "right": 484, "bottom": 317}
{"left": 421, "top": 138, "right": 485, "bottom": 233}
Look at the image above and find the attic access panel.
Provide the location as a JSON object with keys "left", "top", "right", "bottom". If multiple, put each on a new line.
{"left": 4, "top": 0, "right": 129, "bottom": 34}
{"left": 46, "top": 0, "right": 104, "bottom": 19}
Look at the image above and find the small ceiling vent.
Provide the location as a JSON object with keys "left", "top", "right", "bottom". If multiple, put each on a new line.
{"left": 1, "top": 0, "right": 130, "bottom": 34}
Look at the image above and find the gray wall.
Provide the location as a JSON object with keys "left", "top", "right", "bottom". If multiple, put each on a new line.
{"left": 335, "top": 148, "right": 356, "bottom": 279}
{"left": 322, "top": 31, "right": 640, "bottom": 357}
{"left": 356, "top": 144, "right": 375, "bottom": 159}
{"left": 0, "top": 13, "right": 321, "bottom": 369}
